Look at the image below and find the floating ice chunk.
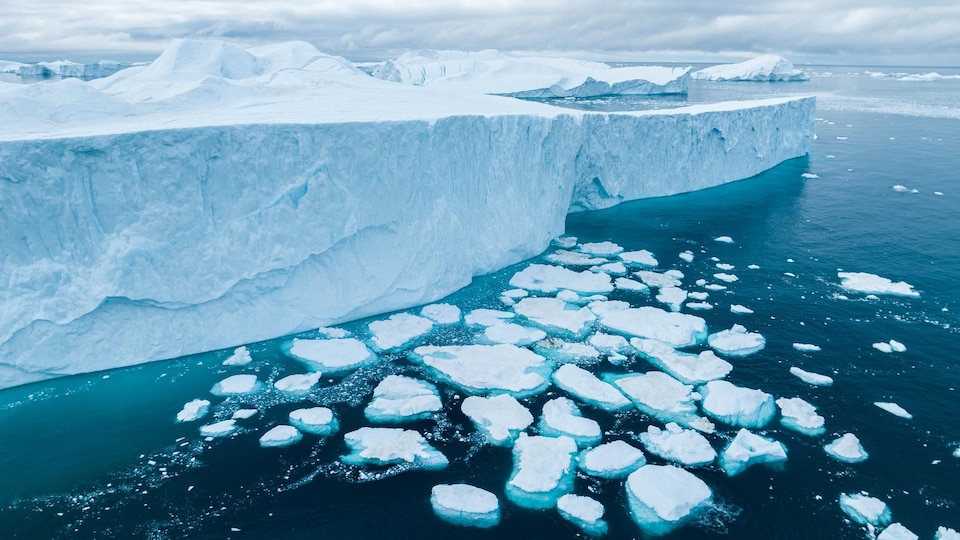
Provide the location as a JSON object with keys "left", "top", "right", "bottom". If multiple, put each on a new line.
{"left": 509, "top": 264, "right": 613, "bottom": 295}
{"left": 176, "top": 399, "right": 211, "bottom": 422}
{"left": 592, "top": 302, "right": 707, "bottom": 348}
{"left": 802, "top": 173, "right": 820, "bottom": 179}
{"left": 210, "top": 374, "right": 264, "bottom": 396}
{"left": 615, "top": 277, "right": 650, "bottom": 292}
{"left": 316, "top": 326, "right": 350, "bottom": 339}
{"left": 420, "top": 303, "right": 462, "bottom": 325}
{"left": 609, "top": 371, "right": 709, "bottom": 430}
{"left": 538, "top": 397, "right": 602, "bottom": 447}
{"left": 594, "top": 262, "right": 627, "bottom": 276}
{"left": 461, "top": 394, "right": 533, "bottom": 446}
{"left": 200, "top": 419, "right": 238, "bottom": 438}
{"left": 289, "top": 406, "right": 338, "bottom": 435}
{"left": 630, "top": 338, "right": 732, "bottom": 385}
{"left": 411, "top": 344, "right": 552, "bottom": 398}
{"left": 656, "top": 287, "right": 688, "bottom": 312}
{"left": 873, "top": 339, "right": 906, "bottom": 353}
{"left": 502, "top": 289, "right": 529, "bottom": 300}
{"left": 553, "top": 236, "right": 578, "bottom": 249}
{"left": 824, "top": 433, "right": 868, "bottom": 463}
{"left": 481, "top": 323, "right": 547, "bottom": 346}
{"left": 686, "top": 302, "right": 713, "bottom": 310}
{"left": 776, "top": 397, "right": 826, "bottom": 435}
{"left": 552, "top": 364, "right": 631, "bottom": 411}
{"left": 689, "top": 291, "right": 709, "bottom": 300}
{"left": 838, "top": 272, "right": 920, "bottom": 298}
{"left": 283, "top": 338, "right": 377, "bottom": 375}
{"left": 748, "top": 264, "right": 761, "bottom": 270}
{"left": 274, "top": 372, "right": 323, "bottom": 394}
{"left": 430, "top": 484, "right": 500, "bottom": 528}
{"left": 793, "top": 343, "right": 821, "bottom": 352}
{"left": 839, "top": 492, "right": 892, "bottom": 529}
{"left": 580, "top": 241, "right": 623, "bottom": 257}
{"left": 547, "top": 249, "right": 607, "bottom": 266}
{"left": 259, "top": 425, "right": 303, "bottom": 448}
{"left": 708, "top": 324, "right": 766, "bottom": 357}
{"left": 368, "top": 313, "right": 434, "bottom": 352}
{"left": 700, "top": 380, "right": 776, "bottom": 429}
{"left": 730, "top": 304, "right": 753, "bottom": 314}
{"left": 713, "top": 273, "right": 739, "bottom": 283}
{"left": 222, "top": 346, "right": 252, "bottom": 366}
{"left": 937, "top": 527, "right": 960, "bottom": 540}
{"left": 232, "top": 408, "right": 258, "bottom": 420}
{"left": 640, "top": 423, "right": 716, "bottom": 467}
{"left": 704, "top": 283, "right": 727, "bottom": 291}
{"left": 635, "top": 270, "right": 682, "bottom": 288}
{"left": 506, "top": 433, "right": 578, "bottom": 509}
{"left": 557, "top": 494, "right": 608, "bottom": 536}
{"left": 341, "top": 427, "right": 448, "bottom": 470}
{"left": 720, "top": 428, "right": 787, "bottom": 476}
{"left": 878, "top": 523, "right": 918, "bottom": 540}
{"left": 892, "top": 185, "right": 918, "bottom": 194}
{"left": 620, "top": 250, "right": 658, "bottom": 267}
{"left": 714, "top": 236, "right": 735, "bottom": 244}
{"left": 465, "top": 308, "right": 515, "bottom": 327}
{"left": 578, "top": 440, "right": 646, "bottom": 479}
{"left": 716, "top": 263, "right": 735, "bottom": 271}
{"left": 514, "top": 297, "right": 596, "bottom": 337}
{"left": 364, "top": 375, "right": 442, "bottom": 423}
{"left": 588, "top": 332, "right": 631, "bottom": 356}
{"left": 790, "top": 367, "right": 834, "bottom": 386}
{"left": 874, "top": 402, "right": 912, "bottom": 419}
{"left": 555, "top": 289, "right": 607, "bottom": 305}
{"left": 889, "top": 340, "right": 906, "bottom": 352}
{"left": 679, "top": 251, "right": 695, "bottom": 263}
{"left": 625, "top": 464, "right": 712, "bottom": 535}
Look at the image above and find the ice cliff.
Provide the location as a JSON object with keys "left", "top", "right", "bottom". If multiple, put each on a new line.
{"left": 0, "top": 40, "right": 815, "bottom": 388}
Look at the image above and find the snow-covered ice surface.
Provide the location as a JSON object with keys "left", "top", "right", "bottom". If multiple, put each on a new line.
{"left": 273, "top": 372, "right": 323, "bottom": 395}
{"left": 720, "top": 428, "right": 788, "bottom": 476}
{"left": 410, "top": 344, "right": 552, "bottom": 397}
{"left": 513, "top": 297, "right": 596, "bottom": 337}
{"left": 556, "top": 494, "right": 608, "bottom": 536}
{"left": 282, "top": 338, "right": 376, "bottom": 375}
{"left": 537, "top": 397, "right": 602, "bottom": 447}
{"left": 790, "top": 366, "right": 834, "bottom": 386}
{"left": 430, "top": 484, "right": 500, "bottom": 528}
{"left": 878, "top": 523, "right": 919, "bottom": 540}
{"left": 259, "top": 425, "right": 302, "bottom": 448}
{"left": 461, "top": 394, "right": 533, "bottom": 446}
{"left": 610, "top": 371, "right": 711, "bottom": 431}
{"left": 210, "top": 374, "right": 263, "bottom": 397}
{"left": 0, "top": 38, "right": 815, "bottom": 389}
{"left": 176, "top": 399, "right": 210, "bottom": 422}
{"left": 508, "top": 264, "right": 613, "bottom": 296}
{"left": 551, "top": 364, "right": 631, "bottom": 412}
{"left": 838, "top": 272, "right": 920, "bottom": 298}
{"left": 707, "top": 324, "right": 766, "bottom": 356}
{"left": 288, "top": 407, "right": 338, "bottom": 435}
{"left": 631, "top": 337, "right": 732, "bottom": 384}
{"left": 874, "top": 401, "right": 913, "bottom": 419}
{"left": 700, "top": 380, "right": 776, "bottom": 429}
{"left": 592, "top": 302, "right": 708, "bottom": 348}
{"left": 824, "top": 433, "right": 869, "bottom": 463}
{"left": 776, "top": 397, "right": 826, "bottom": 436}
{"left": 839, "top": 492, "right": 892, "bottom": 529}
{"left": 341, "top": 427, "right": 448, "bottom": 470}
{"left": 578, "top": 440, "right": 646, "bottom": 479}
{"left": 363, "top": 375, "right": 442, "bottom": 423}
{"left": 505, "top": 434, "right": 578, "bottom": 509}
{"left": 367, "top": 313, "right": 434, "bottom": 352}
{"left": 692, "top": 55, "right": 810, "bottom": 82}
{"left": 199, "top": 419, "right": 238, "bottom": 438}
{"left": 640, "top": 423, "right": 717, "bottom": 467}
{"left": 625, "top": 464, "right": 712, "bottom": 535}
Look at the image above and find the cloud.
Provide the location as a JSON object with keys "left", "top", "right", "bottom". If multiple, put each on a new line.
{"left": 1, "top": 0, "right": 958, "bottom": 65}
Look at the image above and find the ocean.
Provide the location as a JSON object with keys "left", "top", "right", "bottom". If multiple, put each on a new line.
{"left": 1, "top": 66, "right": 958, "bottom": 539}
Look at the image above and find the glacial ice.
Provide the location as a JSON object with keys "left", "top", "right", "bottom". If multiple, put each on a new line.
{"left": 367, "top": 313, "right": 435, "bottom": 352}
{"left": 789, "top": 367, "right": 834, "bottom": 386}
{"left": 878, "top": 523, "right": 918, "bottom": 540}
{"left": 480, "top": 323, "right": 547, "bottom": 346}
{"left": 513, "top": 297, "right": 597, "bottom": 337}
{"left": 461, "top": 394, "right": 533, "bottom": 446}
{"left": 720, "top": 428, "right": 788, "bottom": 476}
{"left": 509, "top": 264, "right": 613, "bottom": 296}
{"left": 578, "top": 440, "right": 646, "bottom": 479}
{"left": 505, "top": 433, "right": 578, "bottom": 509}
{"left": 692, "top": 55, "right": 809, "bottom": 82}
{"left": 700, "top": 380, "right": 776, "bottom": 429}
{"left": 838, "top": 272, "right": 920, "bottom": 298}
{"left": 625, "top": 464, "right": 712, "bottom": 535}
{"left": 551, "top": 364, "right": 632, "bottom": 412}
{"left": 176, "top": 399, "right": 211, "bottom": 422}
{"left": 364, "top": 375, "right": 442, "bottom": 423}
{"left": 537, "top": 397, "right": 602, "bottom": 447}
{"left": 283, "top": 338, "right": 377, "bottom": 375}
{"left": 839, "top": 492, "right": 892, "bottom": 529}
{"left": 2, "top": 59, "right": 132, "bottom": 79}
{"left": 410, "top": 344, "right": 552, "bottom": 398}
{"left": 631, "top": 338, "right": 732, "bottom": 384}
{"left": 557, "top": 494, "right": 608, "bottom": 536}
{"left": 874, "top": 402, "right": 913, "bottom": 419}
{"left": 259, "top": 425, "right": 303, "bottom": 448}
{"left": 707, "top": 324, "right": 766, "bottom": 357}
{"left": 0, "top": 37, "right": 815, "bottom": 389}
{"left": 824, "top": 433, "right": 869, "bottom": 463}
{"left": 273, "top": 372, "right": 323, "bottom": 395}
{"left": 420, "top": 303, "right": 462, "bottom": 325}
{"left": 288, "top": 407, "right": 339, "bottom": 435}
{"left": 610, "top": 371, "right": 710, "bottom": 430}
{"left": 341, "top": 427, "right": 448, "bottom": 470}
{"left": 210, "top": 374, "right": 263, "bottom": 397}
{"left": 591, "top": 302, "right": 708, "bottom": 348}
{"left": 776, "top": 397, "right": 826, "bottom": 435}
{"left": 199, "top": 419, "right": 238, "bottom": 438}
{"left": 222, "top": 346, "right": 252, "bottom": 366}
{"left": 937, "top": 527, "right": 960, "bottom": 540}
{"left": 430, "top": 484, "right": 500, "bottom": 528}
{"left": 640, "top": 423, "right": 717, "bottom": 467}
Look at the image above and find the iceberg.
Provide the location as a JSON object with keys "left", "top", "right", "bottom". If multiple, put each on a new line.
{"left": 578, "top": 440, "right": 646, "bottom": 479}
{"left": 789, "top": 366, "right": 834, "bottom": 386}
{"left": 792, "top": 343, "right": 821, "bottom": 352}
{"left": 363, "top": 375, "right": 442, "bottom": 423}
{"left": 551, "top": 364, "right": 631, "bottom": 412}
{"left": 341, "top": 427, "right": 448, "bottom": 470}
{"left": 557, "top": 494, "right": 608, "bottom": 536}
{"left": 631, "top": 338, "right": 732, "bottom": 384}
{"left": 176, "top": 399, "right": 211, "bottom": 422}
{"left": 937, "top": 527, "right": 960, "bottom": 540}
{"left": 776, "top": 397, "right": 826, "bottom": 436}
{"left": 222, "top": 346, "right": 253, "bottom": 366}
{"left": 720, "top": 428, "right": 788, "bottom": 476}
{"left": 824, "top": 433, "right": 868, "bottom": 463}
{"left": 838, "top": 272, "right": 920, "bottom": 298}
{"left": 625, "top": 464, "right": 712, "bottom": 535}
{"left": 199, "top": 419, "right": 238, "bottom": 438}
{"left": 838, "top": 492, "right": 892, "bottom": 529}
{"left": 0, "top": 38, "right": 815, "bottom": 390}
{"left": 288, "top": 406, "right": 339, "bottom": 435}
{"left": 692, "top": 55, "right": 809, "bottom": 82}
{"left": 640, "top": 423, "right": 717, "bottom": 467}
{"left": 505, "top": 433, "right": 578, "bottom": 509}
{"left": 282, "top": 338, "right": 377, "bottom": 375}
{"left": 461, "top": 394, "right": 533, "bottom": 446}
{"left": 259, "top": 425, "right": 303, "bottom": 448}
{"left": 537, "top": 397, "right": 602, "bottom": 447}
{"left": 430, "top": 484, "right": 500, "bottom": 528}
{"left": 699, "top": 380, "right": 776, "bottom": 429}
{"left": 5, "top": 59, "right": 132, "bottom": 80}
{"left": 410, "top": 344, "right": 553, "bottom": 398}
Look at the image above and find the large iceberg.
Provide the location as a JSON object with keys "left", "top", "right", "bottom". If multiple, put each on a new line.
{"left": 1, "top": 59, "right": 133, "bottom": 80}
{"left": 0, "top": 38, "right": 815, "bottom": 389}
{"left": 692, "top": 55, "right": 810, "bottom": 82}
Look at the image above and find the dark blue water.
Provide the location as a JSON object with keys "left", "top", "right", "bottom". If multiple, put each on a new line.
{"left": 1, "top": 68, "right": 959, "bottom": 539}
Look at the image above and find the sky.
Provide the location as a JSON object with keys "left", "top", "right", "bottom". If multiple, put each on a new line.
{"left": 1, "top": 0, "right": 958, "bottom": 66}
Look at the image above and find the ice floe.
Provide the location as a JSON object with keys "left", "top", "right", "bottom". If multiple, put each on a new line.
{"left": 937, "top": 527, "right": 960, "bottom": 540}
{"left": 368, "top": 313, "right": 435, "bottom": 352}
{"left": 288, "top": 407, "right": 339, "bottom": 435}
{"left": 792, "top": 343, "right": 821, "bottom": 352}
{"left": 635, "top": 269, "right": 683, "bottom": 289}
{"left": 839, "top": 492, "right": 892, "bottom": 529}
{"left": 364, "top": 375, "right": 442, "bottom": 423}
{"left": 625, "top": 464, "right": 712, "bottom": 535}
{"left": 509, "top": 264, "right": 614, "bottom": 296}
{"left": 578, "top": 440, "right": 646, "bottom": 479}
{"left": 873, "top": 339, "right": 907, "bottom": 353}
{"left": 720, "top": 428, "right": 788, "bottom": 476}
{"left": 210, "top": 374, "right": 263, "bottom": 396}
{"left": 713, "top": 273, "right": 739, "bottom": 283}
{"left": 679, "top": 251, "right": 695, "bottom": 263}
{"left": 557, "top": 494, "right": 608, "bottom": 536}
{"left": 232, "top": 408, "right": 258, "bottom": 420}
{"left": 580, "top": 241, "right": 623, "bottom": 257}
{"left": 420, "top": 303, "right": 462, "bottom": 325}
{"left": 461, "top": 394, "right": 533, "bottom": 446}
{"left": 874, "top": 401, "right": 913, "bottom": 419}
{"left": 700, "top": 380, "right": 776, "bottom": 429}
{"left": 824, "top": 433, "right": 868, "bottom": 463}
{"left": 505, "top": 433, "right": 578, "bottom": 509}
{"left": 259, "top": 425, "right": 303, "bottom": 448}
{"left": 631, "top": 338, "right": 732, "bottom": 385}
{"left": 513, "top": 297, "right": 596, "bottom": 337}
{"left": 538, "top": 397, "right": 602, "bottom": 447}
{"left": 730, "top": 304, "right": 754, "bottom": 315}
{"left": 176, "top": 399, "right": 210, "bottom": 422}
{"left": 614, "top": 277, "right": 650, "bottom": 292}
{"left": 341, "top": 427, "right": 448, "bottom": 470}
{"left": 464, "top": 308, "right": 515, "bottom": 327}
{"left": 776, "top": 397, "right": 825, "bottom": 435}
{"left": 533, "top": 338, "right": 600, "bottom": 365}
{"left": 838, "top": 272, "right": 920, "bottom": 298}
{"left": 273, "top": 372, "right": 323, "bottom": 394}
{"left": 610, "top": 371, "right": 711, "bottom": 431}
{"left": 587, "top": 332, "right": 632, "bottom": 356}
{"left": 552, "top": 364, "right": 631, "bottom": 412}
{"left": 199, "top": 419, "right": 238, "bottom": 438}
{"left": 480, "top": 323, "right": 547, "bottom": 346}
{"left": 222, "top": 346, "right": 252, "bottom": 366}
{"left": 707, "top": 324, "right": 766, "bottom": 357}
{"left": 411, "top": 344, "right": 553, "bottom": 398}
{"left": 283, "top": 338, "right": 377, "bottom": 375}
{"left": 640, "top": 423, "right": 717, "bottom": 467}
{"left": 878, "top": 523, "right": 918, "bottom": 540}
{"left": 547, "top": 250, "right": 606, "bottom": 266}
{"left": 789, "top": 367, "right": 834, "bottom": 386}
{"left": 686, "top": 302, "right": 713, "bottom": 310}
{"left": 430, "top": 484, "right": 500, "bottom": 528}
{"left": 591, "top": 302, "right": 707, "bottom": 348}
{"left": 656, "top": 287, "right": 688, "bottom": 312}
{"left": 892, "top": 185, "right": 919, "bottom": 194}
{"left": 620, "top": 249, "right": 658, "bottom": 267}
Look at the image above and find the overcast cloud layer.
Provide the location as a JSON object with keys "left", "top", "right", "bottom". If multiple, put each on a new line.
{"left": 1, "top": 0, "right": 958, "bottom": 65}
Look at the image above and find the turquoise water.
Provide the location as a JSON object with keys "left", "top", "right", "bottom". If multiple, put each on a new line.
{"left": 1, "top": 68, "right": 959, "bottom": 539}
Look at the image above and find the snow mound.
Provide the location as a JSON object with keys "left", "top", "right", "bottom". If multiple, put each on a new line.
{"left": 461, "top": 394, "right": 533, "bottom": 446}
{"left": 578, "top": 440, "right": 646, "bottom": 479}
{"left": 625, "top": 464, "right": 712, "bottom": 535}
{"left": 410, "top": 344, "right": 552, "bottom": 398}
{"left": 692, "top": 55, "right": 809, "bottom": 82}
{"left": 364, "top": 375, "right": 442, "bottom": 423}
{"left": 430, "top": 484, "right": 500, "bottom": 528}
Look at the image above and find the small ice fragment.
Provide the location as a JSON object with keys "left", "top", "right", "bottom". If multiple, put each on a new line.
{"left": 679, "top": 251, "right": 694, "bottom": 263}
{"left": 533, "top": 338, "right": 600, "bottom": 364}
{"left": 461, "top": 394, "right": 533, "bottom": 446}
{"left": 176, "top": 399, "right": 210, "bottom": 423}
{"left": 578, "top": 440, "right": 646, "bottom": 479}
{"left": 615, "top": 277, "right": 650, "bottom": 292}
{"left": 714, "top": 236, "right": 735, "bottom": 244}
{"left": 364, "top": 375, "right": 442, "bottom": 423}
{"left": 824, "top": 433, "right": 868, "bottom": 463}
{"left": 273, "top": 372, "right": 323, "bottom": 394}
{"left": 730, "top": 304, "right": 753, "bottom": 315}
{"left": 625, "top": 464, "right": 712, "bottom": 535}
{"left": 689, "top": 291, "right": 709, "bottom": 301}
{"left": 700, "top": 380, "right": 776, "bottom": 429}
{"left": 481, "top": 323, "right": 547, "bottom": 346}
{"left": 199, "top": 419, "right": 238, "bottom": 438}
{"left": 557, "top": 494, "right": 608, "bottom": 536}
{"left": 934, "top": 191, "right": 944, "bottom": 196}
{"left": 713, "top": 273, "right": 739, "bottom": 283}
{"left": 259, "top": 425, "right": 302, "bottom": 448}
{"left": 747, "top": 264, "right": 761, "bottom": 270}
{"left": 836, "top": 136, "right": 848, "bottom": 140}
{"left": 704, "top": 283, "right": 727, "bottom": 291}
{"left": 716, "top": 263, "right": 735, "bottom": 271}
{"left": 579, "top": 241, "right": 623, "bottom": 257}
{"left": 210, "top": 374, "right": 263, "bottom": 397}
{"left": 283, "top": 338, "right": 376, "bottom": 375}
{"left": 685, "top": 302, "right": 713, "bottom": 310}
{"left": 635, "top": 270, "right": 683, "bottom": 289}
{"left": 802, "top": 173, "right": 820, "bottom": 179}
{"left": 430, "top": 484, "right": 500, "bottom": 528}
{"left": 552, "top": 364, "right": 631, "bottom": 412}
{"left": 538, "top": 397, "right": 602, "bottom": 447}
{"left": 892, "top": 185, "right": 918, "bottom": 193}
{"left": 874, "top": 402, "right": 913, "bottom": 419}
{"left": 776, "top": 397, "right": 826, "bottom": 435}
{"left": 420, "top": 303, "right": 462, "bottom": 324}
{"left": 289, "top": 407, "right": 338, "bottom": 435}
{"left": 878, "top": 523, "right": 918, "bottom": 540}
{"left": 222, "top": 346, "right": 252, "bottom": 366}
{"left": 514, "top": 297, "right": 596, "bottom": 337}
{"left": 368, "top": 313, "right": 434, "bottom": 352}
{"left": 598, "top": 261, "right": 628, "bottom": 276}
{"left": 411, "top": 344, "right": 552, "bottom": 398}
{"left": 937, "top": 527, "right": 960, "bottom": 540}
{"left": 620, "top": 249, "right": 658, "bottom": 267}
{"left": 708, "top": 324, "right": 766, "bottom": 357}
{"left": 505, "top": 434, "right": 578, "bottom": 509}
{"left": 720, "top": 428, "right": 787, "bottom": 476}
{"left": 838, "top": 272, "right": 920, "bottom": 298}
{"left": 341, "top": 427, "right": 448, "bottom": 469}
{"left": 873, "top": 342, "right": 894, "bottom": 353}
{"left": 790, "top": 367, "right": 834, "bottom": 386}
{"left": 232, "top": 408, "right": 258, "bottom": 420}
{"left": 839, "top": 492, "right": 891, "bottom": 528}
{"left": 640, "top": 423, "right": 716, "bottom": 467}
{"left": 316, "top": 326, "right": 350, "bottom": 339}
{"left": 465, "top": 308, "right": 515, "bottom": 327}
{"left": 553, "top": 236, "right": 578, "bottom": 248}
{"left": 793, "top": 343, "right": 821, "bottom": 352}
{"left": 509, "top": 264, "right": 613, "bottom": 295}
{"left": 889, "top": 340, "right": 906, "bottom": 352}
{"left": 547, "top": 250, "right": 607, "bottom": 266}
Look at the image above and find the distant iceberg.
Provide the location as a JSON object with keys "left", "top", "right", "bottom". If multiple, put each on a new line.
{"left": 692, "top": 55, "right": 809, "bottom": 82}
{"left": 0, "top": 59, "right": 134, "bottom": 80}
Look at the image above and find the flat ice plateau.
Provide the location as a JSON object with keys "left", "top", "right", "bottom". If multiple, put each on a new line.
{"left": 0, "top": 39, "right": 814, "bottom": 388}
